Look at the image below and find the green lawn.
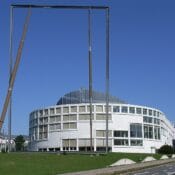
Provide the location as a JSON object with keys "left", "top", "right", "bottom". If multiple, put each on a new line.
{"left": 0, "top": 152, "right": 162, "bottom": 175}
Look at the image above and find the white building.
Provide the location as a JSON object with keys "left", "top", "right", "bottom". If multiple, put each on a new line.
{"left": 0, "top": 135, "right": 15, "bottom": 152}
{"left": 29, "top": 89, "right": 175, "bottom": 153}
{"left": 0, "top": 136, "right": 8, "bottom": 152}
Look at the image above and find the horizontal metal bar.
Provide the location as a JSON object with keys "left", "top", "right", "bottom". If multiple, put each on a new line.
{"left": 11, "top": 4, "right": 109, "bottom": 10}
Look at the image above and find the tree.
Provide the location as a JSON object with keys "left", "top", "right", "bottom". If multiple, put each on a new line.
{"left": 14, "top": 135, "right": 25, "bottom": 151}
{"left": 158, "top": 145, "right": 174, "bottom": 154}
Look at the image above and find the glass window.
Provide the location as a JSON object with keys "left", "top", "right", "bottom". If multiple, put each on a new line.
{"left": 149, "top": 109, "right": 152, "bottom": 116}
{"left": 79, "top": 139, "right": 93, "bottom": 147}
{"left": 69, "top": 114, "right": 77, "bottom": 121}
{"left": 56, "top": 108, "right": 61, "bottom": 114}
{"left": 55, "top": 115, "right": 61, "bottom": 122}
{"left": 136, "top": 108, "right": 142, "bottom": 114}
{"left": 113, "top": 106, "right": 120, "bottom": 113}
{"left": 63, "top": 122, "right": 77, "bottom": 129}
{"left": 114, "top": 139, "right": 128, "bottom": 146}
{"left": 96, "top": 130, "right": 112, "bottom": 137}
{"left": 62, "top": 139, "right": 69, "bottom": 147}
{"left": 96, "top": 130, "right": 104, "bottom": 137}
{"left": 44, "top": 125, "right": 48, "bottom": 132}
{"left": 50, "top": 116, "right": 60, "bottom": 123}
{"left": 130, "top": 140, "right": 143, "bottom": 146}
{"left": 143, "top": 116, "right": 152, "bottom": 123}
{"left": 130, "top": 123, "right": 142, "bottom": 138}
{"left": 104, "top": 105, "right": 111, "bottom": 112}
{"left": 129, "top": 107, "right": 135, "bottom": 114}
{"left": 39, "top": 125, "right": 43, "bottom": 132}
{"left": 43, "top": 117, "right": 48, "bottom": 124}
{"left": 63, "top": 123, "right": 69, "bottom": 129}
{"left": 154, "top": 126, "right": 161, "bottom": 140}
{"left": 143, "top": 108, "right": 147, "bottom": 115}
{"left": 114, "top": 131, "right": 128, "bottom": 137}
{"left": 144, "top": 125, "right": 148, "bottom": 138}
{"left": 71, "top": 106, "right": 77, "bottom": 113}
{"left": 50, "top": 108, "right": 55, "bottom": 115}
{"left": 96, "top": 114, "right": 105, "bottom": 120}
{"left": 44, "top": 109, "right": 48, "bottom": 115}
{"left": 144, "top": 125, "right": 153, "bottom": 139}
{"left": 69, "top": 122, "right": 77, "bottom": 129}
{"left": 87, "top": 105, "right": 94, "bottom": 112}
{"left": 39, "top": 110, "right": 43, "bottom": 116}
{"left": 63, "top": 115, "right": 69, "bottom": 121}
{"left": 43, "top": 132, "right": 47, "bottom": 139}
{"left": 108, "top": 130, "right": 112, "bottom": 137}
{"left": 96, "top": 105, "right": 103, "bottom": 112}
{"left": 121, "top": 106, "right": 128, "bottom": 113}
{"left": 39, "top": 118, "right": 43, "bottom": 124}
{"left": 79, "top": 106, "right": 86, "bottom": 112}
{"left": 96, "top": 139, "right": 106, "bottom": 147}
{"left": 39, "top": 133, "right": 42, "bottom": 140}
{"left": 69, "top": 139, "right": 77, "bottom": 147}
{"left": 55, "top": 124, "right": 61, "bottom": 130}
{"left": 96, "top": 114, "right": 112, "bottom": 120}
{"left": 49, "top": 124, "right": 61, "bottom": 131}
{"left": 157, "top": 112, "right": 160, "bottom": 117}
{"left": 153, "top": 110, "right": 156, "bottom": 116}
{"left": 154, "top": 118, "right": 160, "bottom": 125}
{"left": 63, "top": 107, "right": 69, "bottom": 113}
{"left": 79, "top": 114, "right": 89, "bottom": 120}
{"left": 79, "top": 114, "right": 94, "bottom": 120}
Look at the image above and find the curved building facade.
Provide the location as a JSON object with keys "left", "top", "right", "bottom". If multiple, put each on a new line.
{"left": 29, "top": 90, "right": 175, "bottom": 153}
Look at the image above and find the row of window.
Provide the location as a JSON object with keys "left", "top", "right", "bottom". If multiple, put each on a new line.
{"left": 113, "top": 106, "right": 161, "bottom": 116}
{"left": 30, "top": 116, "right": 161, "bottom": 128}
{"left": 30, "top": 105, "right": 162, "bottom": 119}
{"left": 114, "top": 139, "right": 143, "bottom": 146}
{"left": 30, "top": 114, "right": 112, "bottom": 127}
{"left": 143, "top": 116, "right": 160, "bottom": 125}
{"left": 31, "top": 123, "right": 161, "bottom": 140}
{"left": 30, "top": 105, "right": 110, "bottom": 117}
{"left": 37, "top": 122, "right": 77, "bottom": 133}
{"left": 49, "top": 122, "right": 77, "bottom": 131}
{"left": 40, "top": 138, "right": 148, "bottom": 151}
{"left": 96, "top": 124, "right": 160, "bottom": 140}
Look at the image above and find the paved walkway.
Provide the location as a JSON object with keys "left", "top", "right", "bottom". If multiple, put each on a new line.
{"left": 59, "top": 158, "right": 175, "bottom": 175}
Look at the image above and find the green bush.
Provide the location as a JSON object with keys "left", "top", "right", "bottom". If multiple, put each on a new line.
{"left": 14, "top": 135, "right": 25, "bottom": 151}
{"left": 158, "top": 145, "right": 174, "bottom": 154}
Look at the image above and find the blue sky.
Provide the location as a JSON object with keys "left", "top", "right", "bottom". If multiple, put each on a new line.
{"left": 0, "top": 0, "right": 175, "bottom": 135}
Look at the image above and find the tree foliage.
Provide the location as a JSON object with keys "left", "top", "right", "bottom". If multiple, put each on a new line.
{"left": 14, "top": 135, "right": 25, "bottom": 151}
{"left": 158, "top": 145, "right": 174, "bottom": 154}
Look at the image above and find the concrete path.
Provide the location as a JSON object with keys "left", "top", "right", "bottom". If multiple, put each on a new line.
{"left": 127, "top": 162, "right": 175, "bottom": 175}
{"left": 59, "top": 158, "right": 175, "bottom": 175}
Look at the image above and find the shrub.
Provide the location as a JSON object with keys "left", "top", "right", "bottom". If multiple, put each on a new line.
{"left": 158, "top": 145, "right": 174, "bottom": 154}
{"left": 14, "top": 135, "right": 25, "bottom": 151}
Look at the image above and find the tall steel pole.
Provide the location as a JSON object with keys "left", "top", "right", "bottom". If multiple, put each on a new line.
{"left": 105, "top": 8, "right": 110, "bottom": 153}
{"left": 88, "top": 8, "right": 93, "bottom": 152}
{"left": 8, "top": 6, "right": 14, "bottom": 152}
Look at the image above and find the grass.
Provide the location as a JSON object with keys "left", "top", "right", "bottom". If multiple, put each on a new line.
{"left": 0, "top": 152, "right": 162, "bottom": 175}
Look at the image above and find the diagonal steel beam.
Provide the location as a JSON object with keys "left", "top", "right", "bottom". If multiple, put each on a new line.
{"left": 0, "top": 8, "right": 31, "bottom": 130}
